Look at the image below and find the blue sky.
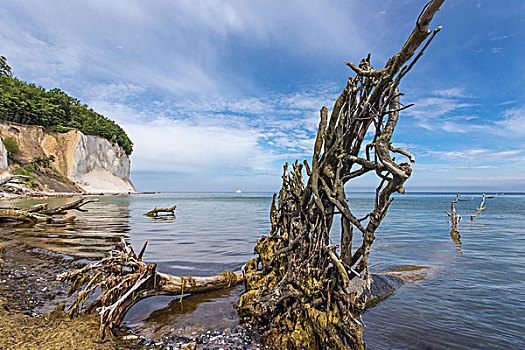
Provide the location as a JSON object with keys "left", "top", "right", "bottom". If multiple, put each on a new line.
{"left": 1, "top": 0, "right": 523, "bottom": 192}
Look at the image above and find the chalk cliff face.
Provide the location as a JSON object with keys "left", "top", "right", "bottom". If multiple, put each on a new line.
{"left": 0, "top": 137, "right": 7, "bottom": 171}
{"left": 0, "top": 121, "right": 136, "bottom": 193}
{"left": 69, "top": 133, "right": 135, "bottom": 193}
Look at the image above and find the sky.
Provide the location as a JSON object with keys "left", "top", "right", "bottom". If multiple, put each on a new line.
{"left": 1, "top": 0, "right": 524, "bottom": 192}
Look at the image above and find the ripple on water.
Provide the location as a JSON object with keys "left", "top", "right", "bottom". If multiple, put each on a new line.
{"left": 2, "top": 193, "right": 524, "bottom": 349}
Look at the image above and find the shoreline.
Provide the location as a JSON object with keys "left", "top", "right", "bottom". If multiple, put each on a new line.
{"left": 0, "top": 240, "right": 264, "bottom": 349}
{"left": 0, "top": 202, "right": 264, "bottom": 350}
{"left": 0, "top": 190, "right": 158, "bottom": 202}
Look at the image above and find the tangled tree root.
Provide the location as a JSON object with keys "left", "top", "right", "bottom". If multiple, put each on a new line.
{"left": 238, "top": 1, "right": 445, "bottom": 349}
{"left": 57, "top": 238, "right": 243, "bottom": 337}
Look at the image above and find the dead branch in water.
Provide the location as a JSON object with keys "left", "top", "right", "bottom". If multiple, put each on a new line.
{"left": 57, "top": 238, "right": 243, "bottom": 336}
{"left": 469, "top": 194, "right": 486, "bottom": 221}
{"left": 469, "top": 193, "right": 503, "bottom": 221}
{"left": 0, "top": 198, "right": 97, "bottom": 224}
{"left": 144, "top": 205, "right": 176, "bottom": 217}
{"left": 445, "top": 194, "right": 462, "bottom": 231}
{"left": 485, "top": 193, "right": 503, "bottom": 199}
{"left": 41, "top": 199, "right": 99, "bottom": 215}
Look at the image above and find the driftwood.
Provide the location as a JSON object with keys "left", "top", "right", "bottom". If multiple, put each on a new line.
{"left": 469, "top": 194, "right": 486, "bottom": 221}
{"left": 57, "top": 238, "right": 243, "bottom": 336}
{"left": 144, "top": 205, "right": 176, "bottom": 217}
{"left": 445, "top": 193, "right": 502, "bottom": 253}
{"left": 236, "top": 1, "right": 445, "bottom": 349}
{"left": 0, "top": 198, "right": 97, "bottom": 224}
{"left": 56, "top": 237, "right": 428, "bottom": 339}
{"left": 469, "top": 193, "right": 503, "bottom": 221}
{"left": 0, "top": 175, "right": 31, "bottom": 187}
{"left": 445, "top": 192, "right": 503, "bottom": 226}
{"left": 0, "top": 175, "right": 34, "bottom": 196}
{"left": 445, "top": 194, "right": 462, "bottom": 232}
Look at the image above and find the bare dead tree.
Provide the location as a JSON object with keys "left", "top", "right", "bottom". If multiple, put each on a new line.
{"left": 237, "top": 1, "right": 446, "bottom": 348}
{"left": 55, "top": 1, "right": 445, "bottom": 346}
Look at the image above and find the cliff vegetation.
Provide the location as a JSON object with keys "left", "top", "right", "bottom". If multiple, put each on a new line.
{"left": 0, "top": 56, "right": 132, "bottom": 155}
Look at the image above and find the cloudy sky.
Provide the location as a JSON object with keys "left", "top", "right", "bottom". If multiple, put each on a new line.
{"left": 1, "top": 0, "right": 523, "bottom": 192}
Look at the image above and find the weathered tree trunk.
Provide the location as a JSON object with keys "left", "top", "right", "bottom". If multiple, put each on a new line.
{"left": 144, "top": 205, "right": 176, "bottom": 217}
{"left": 0, "top": 198, "right": 97, "bottom": 223}
{"left": 237, "top": 1, "right": 445, "bottom": 348}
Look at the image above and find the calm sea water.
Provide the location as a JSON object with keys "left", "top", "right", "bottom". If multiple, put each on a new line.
{"left": 2, "top": 192, "right": 524, "bottom": 349}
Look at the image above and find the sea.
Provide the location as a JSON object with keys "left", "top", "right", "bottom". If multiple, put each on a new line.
{"left": 2, "top": 192, "right": 524, "bottom": 349}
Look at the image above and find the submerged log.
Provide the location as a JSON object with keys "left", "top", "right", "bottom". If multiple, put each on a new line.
{"left": 0, "top": 198, "right": 96, "bottom": 224}
{"left": 41, "top": 198, "right": 98, "bottom": 215}
{"left": 144, "top": 205, "right": 176, "bottom": 217}
{"left": 57, "top": 238, "right": 243, "bottom": 336}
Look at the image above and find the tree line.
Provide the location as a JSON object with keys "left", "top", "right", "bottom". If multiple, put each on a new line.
{"left": 0, "top": 56, "right": 133, "bottom": 155}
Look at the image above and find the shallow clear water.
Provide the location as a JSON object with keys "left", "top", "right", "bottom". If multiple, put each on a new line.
{"left": 2, "top": 192, "right": 524, "bottom": 348}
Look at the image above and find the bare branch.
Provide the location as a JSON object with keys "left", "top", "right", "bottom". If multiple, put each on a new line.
{"left": 469, "top": 194, "right": 486, "bottom": 221}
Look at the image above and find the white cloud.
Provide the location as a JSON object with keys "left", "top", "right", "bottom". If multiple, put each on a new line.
{"left": 496, "top": 106, "right": 525, "bottom": 136}
{"left": 433, "top": 87, "right": 471, "bottom": 98}
{"left": 422, "top": 148, "right": 524, "bottom": 163}
{"left": 85, "top": 83, "right": 337, "bottom": 178}
{"left": 0, "top": 0, "right": 375, "bottom": 98}
{"left": 403, "top": 86, "right": 481, "bottom": 133}
{"left": 126, "top": 119, "right": 265, "bottom": 172}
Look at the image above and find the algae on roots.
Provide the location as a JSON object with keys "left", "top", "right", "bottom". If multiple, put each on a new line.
{"left": 237, "top": 1, "right": 446, "bottom": 348}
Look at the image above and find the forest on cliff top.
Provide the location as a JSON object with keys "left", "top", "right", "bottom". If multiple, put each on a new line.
{"left": 0, "top": 56, "right": 133, "bottom": 155}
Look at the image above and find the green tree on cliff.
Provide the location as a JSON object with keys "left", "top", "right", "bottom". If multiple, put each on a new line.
{"left": 0, "top": 56, "right": 133, "bottom": 155}
{"left": 0, "top": 56, "right": 13, "bottom": 78}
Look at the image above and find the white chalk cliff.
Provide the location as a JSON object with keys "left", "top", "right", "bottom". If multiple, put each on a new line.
{"left": 0, "top": 121, "right": 136, "bottom": 193}
{"left": 67, "top": 132, "right": 135, "bottom": 193}
{"left": 0, "top": 136, "right": 7, "bottom": 171}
